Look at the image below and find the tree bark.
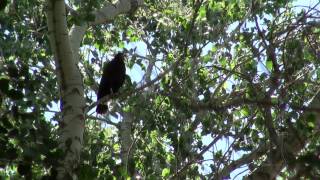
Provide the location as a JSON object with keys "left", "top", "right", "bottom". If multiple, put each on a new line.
{"left": 120, "top": 112, "right": 134, "bottom": 176}
{"left": 46, "top": 0, "right": 85, "bottom": 178}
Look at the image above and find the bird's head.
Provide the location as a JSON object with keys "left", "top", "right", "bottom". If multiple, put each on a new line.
{"left": 115, "top": 52, "right": 126, "bottom": 61}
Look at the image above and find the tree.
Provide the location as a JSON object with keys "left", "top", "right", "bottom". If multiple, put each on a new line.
{"left": 0, "top": 0, "right": 319, "bottom": 179}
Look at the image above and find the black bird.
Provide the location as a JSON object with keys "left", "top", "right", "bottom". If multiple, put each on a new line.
{"left": 96, "top": 53, "right": 126, "bottom": 114}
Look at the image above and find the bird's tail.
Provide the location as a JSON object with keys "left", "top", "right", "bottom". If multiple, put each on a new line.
{"left": 96, "top": 104, "right": 108, "bottom": 114}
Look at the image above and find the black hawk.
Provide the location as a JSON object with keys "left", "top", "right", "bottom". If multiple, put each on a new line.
{"left": 96, "top": 53, "right": 126, "bottom": 114}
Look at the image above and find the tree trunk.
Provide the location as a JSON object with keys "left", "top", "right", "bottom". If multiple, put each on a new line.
{"left": 46, "top": 0, "right": 85, "bottom": 178}
{"left": 120, "top": 112, "right": 135, "bottom": 176}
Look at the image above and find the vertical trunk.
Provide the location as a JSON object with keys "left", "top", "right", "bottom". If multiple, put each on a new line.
{"left": 119, "top": 112, "right": 134, "bottom": 176}
{"left": 46, "top": 0, "right": 85, "bottom": 178}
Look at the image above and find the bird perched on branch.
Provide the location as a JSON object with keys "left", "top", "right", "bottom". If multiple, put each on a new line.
{"left": 96, "top": 52, "right": 126, "bottom": 114}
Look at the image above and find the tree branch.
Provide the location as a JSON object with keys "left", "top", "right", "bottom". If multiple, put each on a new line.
{"left": 245, "top": 91, "right": 320, "bottom": 179}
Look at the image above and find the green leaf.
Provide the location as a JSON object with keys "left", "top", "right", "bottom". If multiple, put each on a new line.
{"left": 162, "top": 168, "right": 170, "bottom": 177}
{"left": 118, "top": 41, "right": 125, "bottom": 48}
{"left": 307, "top": 122, "right": 315, "bottom": 128}
{"left": 266, "top": 60, "right": 273, "bottom": 71}
{"left": 241, "top": 107, "right": 249, "bottom": 116}
{"left": 198, "top": 6, "right": 206, "bottom": 19}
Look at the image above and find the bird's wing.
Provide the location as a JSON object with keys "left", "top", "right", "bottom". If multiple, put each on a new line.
{"left": 97, "top": 61, "right": 113, "bottom": 99}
